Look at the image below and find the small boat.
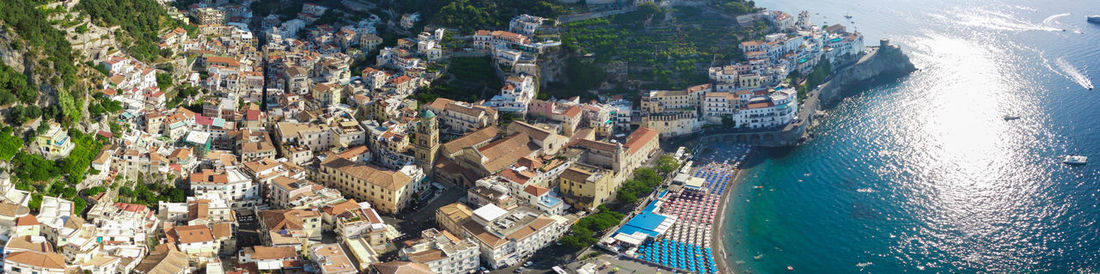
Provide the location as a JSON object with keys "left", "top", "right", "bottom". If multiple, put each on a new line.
{"left": 845, "top": 13, "right": 853, "bottom": 19}
{"left": 1003, "top": 115, "right": 1020, "bottom": 121}
{"left": 1089, "top": 15, "right": 1100, "bottom": 24}
{"left": 1063, "top": 155, "right": 1088, "bottom": 165}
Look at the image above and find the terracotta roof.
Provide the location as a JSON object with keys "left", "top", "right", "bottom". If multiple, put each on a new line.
{"left": 444, "top": 102, "right": 487, "bottom": 118}
{"left": 407, "top": 249, "right": 446, "bottom": 263}
{"left": 476, "top": 133, "right": 536, "bottom": 173}
{"left": 169, "top": 147, "right": 191, "bottom": 160}
{"left": 623, "top": 127, "right": 659, "bottom": 155}
{"left": 5, "top": 236, "right": 53, "bottom": 253}
{"left": 190, "top": 169, "right": 229, "bottom": 184}
{"left": 515, "top": 156, "right": 543, "bottom": 170}
{"left": 241, "top": 140, "right": 275, "bottom": 153}
{"left": 205, "top": 56, "right": 241, "bottom": 67}
{"left": 15, "top": 215, "right": 39, "bottom": 226}
{"left": 746, "top": 102, "right": 773, "bottom": 109}
{"left": 188, "top": 199, "right": 210, "bottom": 221}
{"left": 335, "top": 145, "right": 369, "bottom": 160}
{"left": 321, "top": 199, "right": 359, "bottom": 216}
{"left": 4, "top": 251, "right": 66, "bottom": 269}
{"left": 523, "top": 185, "right": 550, "bottom": 197}
{"left": 563, "top": 105, "right": 582, "bottom": 118}
{"left": 321, "top": 158, "right": 412, "bottom": 191}
{"left": 506, "top": 216, "right": 555, "bottom": 241}
{"left": 250, "top": 246, "right": 298, "bottom": 260}
{"left": 134, "top": 245, "right": 189, "bottom": 274}
{"left": 427, "top": 97, "right": 456, "bottom": 111}
{"left": 506, "top": 121, "right": 553, "bottom": 142}
{"left": 371, "top": 261, "right": 433, "bottom": 274}
{"left": 0, "top": 202, "right": 27, "bottom": 217}
{"left": 437, "top": 203, "right": 472, "bottom": 225}
{"left": 212, "top": 223, "right": 233, "bottom": 239}
{"left": 573, "top": 138, "right": 618, "bottom": 152}
{"left": 261, "top": 209, "right": 320, "bottom": 233}
{"left": 498, "top": 169, "right": 531, "bottom": 184}
{"left": 442, "top": 126, "right": 499, "bottom": 154}
{"left": 461, "top": 219, "right": 507, "bottom": 248}
{"left": 168, "top": 225, "right": 214, "bottom": 244}
{"left": 113, "top": 202, "right": 149, "bottom": 212}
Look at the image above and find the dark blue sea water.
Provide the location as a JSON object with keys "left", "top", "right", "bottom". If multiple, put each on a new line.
{"left": 722, "top": 0, "right": 1100, "bottom": 272}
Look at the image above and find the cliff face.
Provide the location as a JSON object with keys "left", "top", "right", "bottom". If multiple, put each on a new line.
{"left": 819, "top": 44, "right": 916, "bottom": 108}
{"left": 0, "top": 28, "right": 27, "bottom": 75}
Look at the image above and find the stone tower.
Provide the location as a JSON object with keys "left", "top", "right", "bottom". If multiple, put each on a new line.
{"left": 414, "top": 109, "right": 440, "bottom": 171}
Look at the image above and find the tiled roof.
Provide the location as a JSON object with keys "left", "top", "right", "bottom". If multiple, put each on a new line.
{"left": 322, "top": 158, "right": 412, "bottom": 191}
{"left": 371, "top": 261, "right": 433, "bottom": 274}
{"left": 442, "top": 126, "right": 499, "bottom": 154}
{"left": 168, "top": 225, "right": 214, "bottom": 244}
{"left": 4, "top": 251, "right": 66, "bottom": 269}
{"left": 623, "top": 127, "right": 659, "bottom": 155}
{"left": 250, "top": 246, "right": 298, "bottom": 260}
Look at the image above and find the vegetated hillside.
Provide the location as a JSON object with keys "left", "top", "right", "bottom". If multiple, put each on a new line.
{"left": 560, "top": 3, "right": 765, "bottom": 92}
{"left": 0, "top": 1, "right": 120, "bottom": 214}
{"left": 398, "top": 0, "right": 567, "bottom": 33}
{"left": 76, "top": 0, "right": 191, "bottom": 63}
{"left": 0, "top": 0, "right": 85, "bottom": 127}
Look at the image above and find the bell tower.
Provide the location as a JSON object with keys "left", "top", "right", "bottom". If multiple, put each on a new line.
{"left": 414, "top": 109, "right": 440, "bottom": 171}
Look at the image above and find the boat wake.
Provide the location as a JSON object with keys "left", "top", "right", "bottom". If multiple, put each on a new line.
{"left": 1050, "top": 57, "right": 1095, "bottom": 90}
{"left": 940, "top": 8, "right": 1064, "bottom": 32}
{"left": 1041, "top": 12, "right": 1070, "bottom": 26}
{"left": 1041, "top": 12, "right": 1081, "bottom": 33}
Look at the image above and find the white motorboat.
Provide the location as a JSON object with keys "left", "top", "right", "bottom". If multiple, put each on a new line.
{"left": 1063, "top": 155, "right": 1088, "bottom": 165}
{"left": 1088, "top": 15, "right": 1100, "bottom": 24}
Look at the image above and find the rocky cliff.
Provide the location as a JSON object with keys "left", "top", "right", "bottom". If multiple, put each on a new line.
{"left": 818, "top": 42, "right": 916, "bottom": 108}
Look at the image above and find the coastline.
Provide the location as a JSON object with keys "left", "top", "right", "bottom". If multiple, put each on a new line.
{"left": 709, "top": 150, "right": 759, "bottom": 274}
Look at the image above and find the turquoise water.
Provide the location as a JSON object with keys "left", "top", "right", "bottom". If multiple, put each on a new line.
{"left": 723, "top": 0, "right": 1100, "bottom": 272}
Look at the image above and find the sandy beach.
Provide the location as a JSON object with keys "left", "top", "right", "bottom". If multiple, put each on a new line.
{"left": 710, "top": 166, "right": 748, "bottom": 274}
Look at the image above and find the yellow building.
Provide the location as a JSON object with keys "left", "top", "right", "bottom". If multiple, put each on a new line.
{"left": 557, "top": 163, "right": 613, "bottom": 210}
{"left": 318, "top": 157, "right": 423, "bottom": 214}
{"left": 35, "top": 122, "right": 75, "bottom": 160}
{"left": 435, "top": 202, "right": 472, "bottom": 236}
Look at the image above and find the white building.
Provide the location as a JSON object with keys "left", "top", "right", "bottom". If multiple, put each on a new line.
{"left": 458, "top": 205, "right": 571, "bottom": 269}
{"left": 400, "top": 228, "right": 479, "bottom": 274}
{"left": 487, "top": 74, "right": 537, "bottom": 115}
{"left": 188, "top": 169, "right": 260, "bottom": 208}
{"left": 509, "top": 14, "right": 545, "bottom": 36}
{"left": 733, "top": 88, "right": 798, "bottom": 129}
{"left": 310, "top": 244, "right": 357, "bottom": 274}
{"left": 239, "top": 246, "right": 299, "bottom": 271}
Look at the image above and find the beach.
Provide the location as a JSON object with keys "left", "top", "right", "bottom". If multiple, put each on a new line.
{"left": 711, "top": 167, "right": 747, "bottom": 274}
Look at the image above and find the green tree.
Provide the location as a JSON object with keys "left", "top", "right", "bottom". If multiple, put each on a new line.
{"left": 12, "top": 152, "right": 58, "bottom": 182}
{"left": 156, "top": 72, "right": 173, "bottom": 90}
{"left": 0, "top": 127, "right": 24, "bottom": 161}
{"left": 656, "top": 155, "right": 680, "bottom": 174}
{"left": 28, "top": 193, "right": 43, "bottom": 213}
{"left": 617, "top": 190, "right": 638, "bottom": 204}
{"left": 77, "top": 0, "right": 185, "bottom": 62}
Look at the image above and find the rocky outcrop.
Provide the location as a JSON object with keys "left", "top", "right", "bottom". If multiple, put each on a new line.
{"left": 0, "top": 28, "right": 26, "bottom": 74}
{"left": 818, "top": 41, "right": 916, "bottom": 108}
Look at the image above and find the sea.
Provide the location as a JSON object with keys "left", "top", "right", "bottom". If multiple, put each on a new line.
{"left": 721, "top": 0, "right": 1100, "bottom": 272}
